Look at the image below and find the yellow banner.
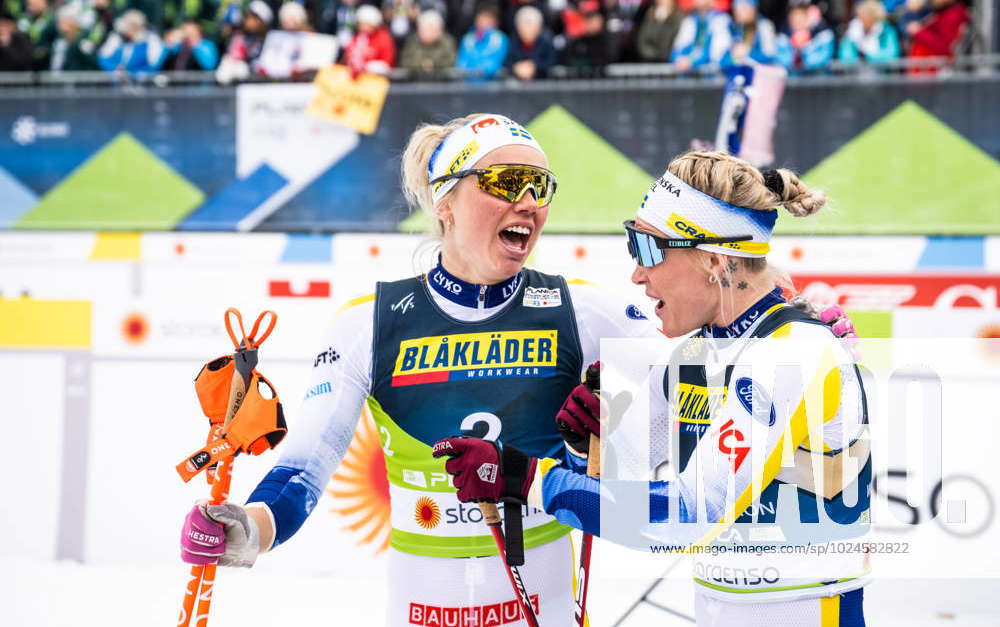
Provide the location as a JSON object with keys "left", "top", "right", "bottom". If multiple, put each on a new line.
{"left": 308, "top": 65, "right": 390, "bottom": 135}
{"left": 0, "top": 298, "right": 91, "bottom": 348}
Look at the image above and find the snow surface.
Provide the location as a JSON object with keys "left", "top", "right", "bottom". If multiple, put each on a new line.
{"left": 4, "top": 549, "right": 998, "bottom": 627}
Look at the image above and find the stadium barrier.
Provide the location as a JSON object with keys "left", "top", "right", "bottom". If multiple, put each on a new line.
{"left": 2, "top": 71, "right": 998, "bottom": 233}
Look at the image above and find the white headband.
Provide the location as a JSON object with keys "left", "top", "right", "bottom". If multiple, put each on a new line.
{"left": 635, "top": 170, "right": 778, "bottom": 258}
{"left": 427, "top": 114, "right": 545, "bottom": 204}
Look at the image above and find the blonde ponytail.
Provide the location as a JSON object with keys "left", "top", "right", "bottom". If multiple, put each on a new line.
{"left": 771, "top": 168, "right": 827, "bottom": 217}
{"left": 400, "top": 113, "right": 486, "bottom": 235}
{"left": 666, "top": 150, "right": 827, "bottom": 218}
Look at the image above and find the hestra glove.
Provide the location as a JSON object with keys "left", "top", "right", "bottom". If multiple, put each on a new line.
{"left": 431, "top": 437, "right": 537, "bottom": 504}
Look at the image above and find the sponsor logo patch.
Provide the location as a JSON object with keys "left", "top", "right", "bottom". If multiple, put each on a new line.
{"left": 413, "top": 496, "right": 441, "bottom": 530}
{"left": 304, "top": 381, "right": 332, "bottom": 400}
{"left": 477, "top": 463, "right": 499, "bottom": 484}
{"left": 408, "top": 595, "right": 540, "bottom": 626}
{"left": 313, "top": 347, "right": 340, "bottom": 367}
{"left": 522, "top": 287, "right": 561, "bottom": 308}
{"left": 433, "top": 140, "right": 479, "bottom": 191}
{"left": 391, "top": 292, "right": 416, "bottom": 315}
{"left": 717, "top": 419, "right": 750, "bottom": 472}
{"left": 734, "top": 377, "right": 776, "bottom": 426}
{"left": 391, "top": 330, "right": 558, "bottom": 387}
{"left": 625, "top": 304, "right": 648, "bottom": 320}
{"left": 470, "top": 117, "right": 500, "bottom": 133}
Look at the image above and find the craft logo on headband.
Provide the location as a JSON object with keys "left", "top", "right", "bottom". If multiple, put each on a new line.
{"left": 428, "top": 114, "right": 546, "bottom": 204}
{"left": 636, "top": 170, "right": 778, "bottom": 258}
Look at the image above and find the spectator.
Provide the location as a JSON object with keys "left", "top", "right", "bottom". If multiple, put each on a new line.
{"left": 279, "top": 1, "right": 313, "bottom": 32}
{"left": 399, "top": 9, "right": 456, "bottom": 76}
{"left": 455, "top": 2, "right": 507, "bottom": 80}
{"left": 636, "top": 0, "right": 682, "bottom": 62}
{"left": 343, "top": 3, "right": 395, "bottom": 74}
{"left": 163, "top": 0, "right": 221, "bottom": 42}
{"left": 720, "top": 0, "right": 777, "bottom": 67}
{"left": 215, "top": 0, "right": 271, "bottom": 82}
{"left": 774, "top": 0, "right": 834, "bottom": 72}
{"left": 50, "top": 4, "right": 98, "bottom": 70}
{"left": 563, "top": 0, "right": 615, "bottom": 75}
{"left": 0, "top": 9, "right": 32, "bottom": 70}
{"left": 17, "top": 0, "right": 57, "bottom": 69}
{"left": 332, "top": 0, "right": 361, "bottom": 48}
{"left": 78, "top": 0, "right": 115, "bottom": 49}
{"left": 163, "top": 19, "right": 218, "bottom": 69}
{"left": 506, "top": 4, "right": 555, "bottom": 79}
{"left": 907, "top": 0, "right": 968, "bottom": 63}
{"left": 444, "top": 0, "right": 478, "bottom": 42}
{"left": 896, "top": 0, "right": 929, "bottom": 47}
{"left": 384, "top": 0, "right": 419, "bottom": 47}
{"left": 838, "top": 0, "right": 899, "bottom": 65}
{"left": 605, "top": 0, "right": 643, "bottom": 54}
{"left": 670, "top": 0, "right": 731, "bottom": 71}
{"left": 97, "top": 9, "right": 166, "bottom": 74}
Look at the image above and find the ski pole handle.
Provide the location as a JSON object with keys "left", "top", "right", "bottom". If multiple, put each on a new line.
{"left": 479, "top": 502, "right": 502, "bottom": 526}
{"left": 584, "top": 362, "right": 601, "bottom": 479}
{"left": 587, "top": 434, "right": 600, "bottom": 479}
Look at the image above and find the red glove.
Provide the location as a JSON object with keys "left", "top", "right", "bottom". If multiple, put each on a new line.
{"left": 431, "top": 437, "right": 536, "bottom": 504}
{"left": 555, "top": 361, "right": 601, "bottom": 455}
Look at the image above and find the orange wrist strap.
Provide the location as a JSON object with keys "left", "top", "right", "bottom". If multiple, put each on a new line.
{"left": 176, "top": 371, "right": 287, "bottom": 482}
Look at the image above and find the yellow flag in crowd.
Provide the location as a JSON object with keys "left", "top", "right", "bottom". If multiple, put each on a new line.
{"left": 308, "top": 65, "right": 390, "bottom": 136}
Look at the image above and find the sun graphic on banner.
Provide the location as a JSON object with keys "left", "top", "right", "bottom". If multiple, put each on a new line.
{"left": 414, "top": 496, "right": 441, "bottom": 530}
{"left": 327, "top": 406, "right": 391, "bottom": 554}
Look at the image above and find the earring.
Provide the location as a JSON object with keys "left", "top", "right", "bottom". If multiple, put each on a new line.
{"left": 708, "top": 274, "right": 718, "bottom": 285}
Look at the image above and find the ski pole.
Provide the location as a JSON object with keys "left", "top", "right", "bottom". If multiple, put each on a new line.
{"left": 575, "top": 363, "right": 601, "bottom": 626}
{"left": 479, "top": 502, "right": 540, "bottom": 627}
{"left": 178, "top": 308, "right": 276, "bottom": 627}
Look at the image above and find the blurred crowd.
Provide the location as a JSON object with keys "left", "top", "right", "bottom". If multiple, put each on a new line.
{"left": 0, "top": 0, "right": 977, "bottom": 78}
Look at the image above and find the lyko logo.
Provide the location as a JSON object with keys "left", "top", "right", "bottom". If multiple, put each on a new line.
{"left": 734, "top": 377, "right": 776, "bottom": 426}
{"left": 431, "top": 269, "right": 462, "bottom": 295}
{"left": 717, "top": 419, "right": 750, "bottom": 472}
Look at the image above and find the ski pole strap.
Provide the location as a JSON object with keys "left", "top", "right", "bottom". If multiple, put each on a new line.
{"left": 194, "top": 355, "right": 235, "bottom": 424}
{"left": 502, "top": 498, "right": 525, "bottom": 567}
{"left": 499, "top": 444, "right": 532, "bottom": 567}
{"left": 176, "top": 371, "right": 287, "bottom": 482}
{"left": 177, "top": 436, "right": 238, "bottom": 483}
{"left": 225, "top": 308, "right": 276, "bottom": 351}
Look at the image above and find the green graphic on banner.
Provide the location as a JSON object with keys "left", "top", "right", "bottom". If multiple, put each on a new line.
{"left": 398, "top": 105, "right": 654, "bottom": 234}
{"left": 16, "top": 133, "right": 204, "bottom": 231}
{"left": 776, "top": 101, "right": 1000, "bottom": 236}
{"left": 527, "top": 105, "right": 654, "bottom": 233}
{"left": 846, "top": 310, "right": 892, "bottom": 338}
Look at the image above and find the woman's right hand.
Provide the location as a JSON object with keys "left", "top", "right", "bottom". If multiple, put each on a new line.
{"left": 180, "top": 502, "right": 260, "bottom": 568}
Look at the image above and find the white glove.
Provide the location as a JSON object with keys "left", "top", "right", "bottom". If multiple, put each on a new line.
{"left": 203, "top": 502, "right": 261, "bottom": 568}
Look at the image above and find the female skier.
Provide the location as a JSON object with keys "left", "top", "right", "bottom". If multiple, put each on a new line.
{"left": 435, "top": 150, "right": 871, "bottom": 627}
{"left": 179, "top": 113, "right": 656, "bottom": 625}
